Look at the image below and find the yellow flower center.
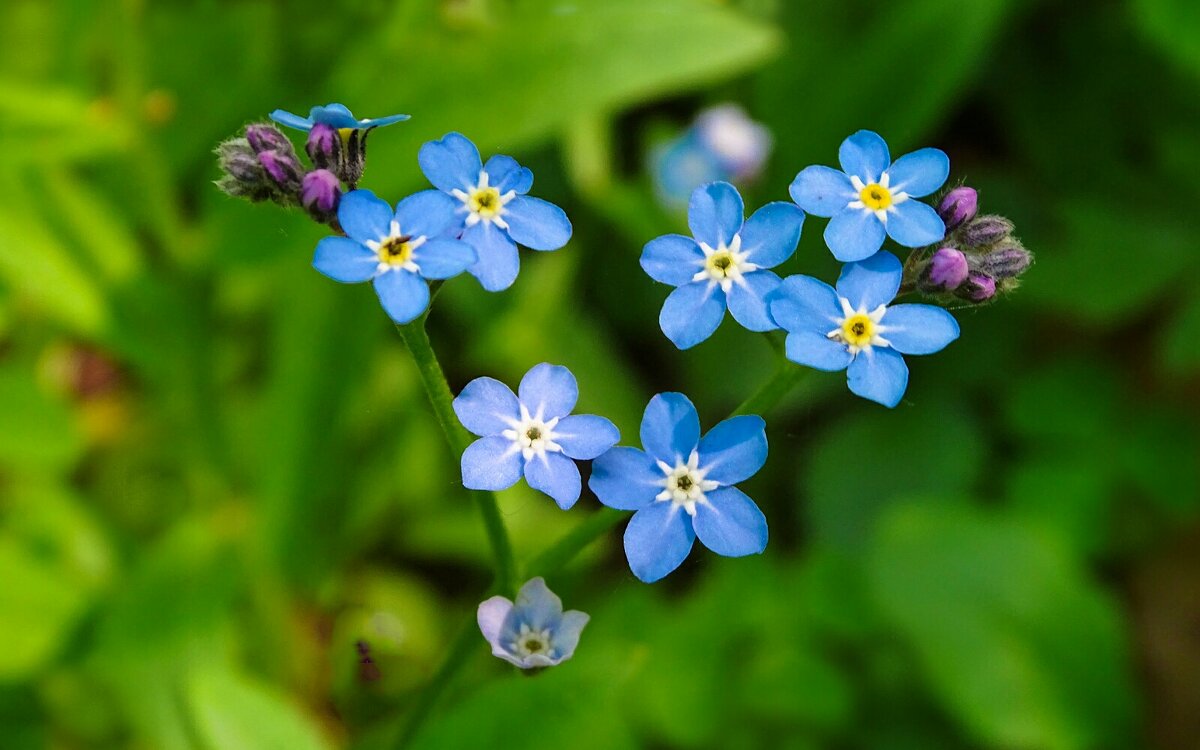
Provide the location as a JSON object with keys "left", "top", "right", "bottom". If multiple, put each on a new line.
{"left": 377, "top": 235, "right": 414, "bottom": 266}
{"left": 469, "top": 187, "right": 502, "bottom": 217}
{"left": 523, "top": 638, "right": 545, "bottom": 653}
{"left": 706, "top": 250, "right": 735, "bottom": 277}
{"left": 859, "top": 183, "right": 892, "bottom": 210}
{"left": 841, "top": 313, "right": 876, "bottom": 348}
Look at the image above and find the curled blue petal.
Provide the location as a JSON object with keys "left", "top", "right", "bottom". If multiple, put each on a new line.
{"left": 847, "top": 348, "right": 909, "bottom": 407}
{"left": 313, "top": 236, "right": 378, "bottom": 283}
{"left": 789, "top": 165, "right": 855, "bottom": 218}
{"left": 553, "top": 415, "right": 619, "bottom": 461}
{"left": 413, "top": 238, "right": 476, "bottom": 280}
{"left": 784, "top": 331, "right": 853, "bottom": 372}
{"left": 338, "top": 189, "right": 393, "bottom": 244}
{"left": 838, "top": 130, "right": 891, "bottom": 183}
{"left": 394, "top": 189, "right": 460, "bottom": 240}
{"left": 308, "top": 103, "right": 361, "bottom": 129}
{"left": 693, "top": 486, "right": 768, "bottom": 557}
{"left": 836, "top": 251, "right": 902, "bottom": 310}
{"left": 511, "top": 577, "right": 564, "bottom": 631}
{"left": 503, "top": 196, "right": 572, "bottom": 251}
{"left": 268, "top": 109, "right": 314, "bottom": 131}
{"left": 688, "top": 181, "right": 744, "bottom": 249}
{"left": 461, "top": 435, "right": 523, "bottom": 491}
{"left": 738, "top": 202, "right": 804, "bottom": 268}
{"left": 551, "top": 610, "right": 590, "bottom": 662}
{"left": 880, "top": 304, "right": 960, "bottom": 355}
{"left": 885, "top": 200, "right": 947, "bottom": 248}
{"left": 886, "top": 148, "right": 949, "bottom": 198}
{"left": 519, "top": 363, "right": 578, "bottom": 420}
{"left": 639, "top": 392, "right": 701, "bottom": 465}
{"left": 624, "top": 502, "right": 695, "bottom": 583}
{"left": 462, "top": 221, "right": 520, "bottom": 292}
{"left": 697, "top": 415, "right": 767, "bottom": 486}
{"left": 419, "top": 132, "right": 483, "bottom": 193}
{"left": 484, "top": 154, "right": 533, "bottom": 195}
{"left": 590, "top": 447, "right": 663, "bottom": 511}
{"left": 824, "top": 207, "right": 886, "bottom": 262}
{"left": 660, "top": 281, "right": 727, "bottom": 350}
{"left": 372, "top": 269, "right": 430, "bottom": 324}
{"left": 726, "top": 271, "right": 781, "bottom": 332}
{"left": 524, "top": 452, "right": 582, "bottom": 510}
{"left": 453, "top": 377, "right": 521, "bottom": 436}
{"left": 357, "top": 112, "right": 410, "bottom": 128}
{"left": 769, "top": 275, "right": 841, "bottom": 333}
{"left": 641, "top": 234, "right": 704, "bottom": 287}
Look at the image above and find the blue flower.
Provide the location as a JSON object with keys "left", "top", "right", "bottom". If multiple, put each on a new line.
{"left": 790, "top": 130, "right": 949, "bottom": 262}
{"left": 312, "top": 189, "right": 477, "bottom": 324}
{"left": 453, "top": 363, "right": 619, "bottom": 509}
{"left": 589, "top": 393, "right": 769, "bottom": 583}
{"left": 641, "top": 181, "right": 804, "bottom": 349}
{"left": 477, "top": 577, "right": 589, "bottom": 669}
{"left": 768, "top": 251, "right": 960, "bottom": 408}
{"left": 418, "top": 132, "right": 572, "bottom": 292}
{"left": 269, "top": 103, "right": 409, "bottom": 132}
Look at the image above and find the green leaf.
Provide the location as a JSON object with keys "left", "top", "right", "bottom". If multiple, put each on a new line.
{"left": 1160, "top": 283, "right": 1200, "bottom": 374}
{"left": 1133, "top": 0, "right": 1200, "bottom": 77}
{"left": 0, "top": 365, "right": 83, "bottom": 471}
{"left": 869, "top": 503, "right": 1138, "bottom": 750}
{"left": 0, "top": 536, "right": 89, "bottom": 679}
{"left": 187, "top": 665, "right": 334, "bottom": 750}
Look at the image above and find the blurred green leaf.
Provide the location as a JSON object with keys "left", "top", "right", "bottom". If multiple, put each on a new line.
{"left": 1133, "top": 0, "right": 1200, "bottom": 75}
{"left": 0, "top": 365, "right": 83, "bottom": 471}
{"left": 188, "top": 664, "right": 334, "bottom": 750}
{"left": 1159, "top": 284, "right": 1200, "bottom": 374}
{"left": 0, "top": 535, "right": 89, "bottom": 679}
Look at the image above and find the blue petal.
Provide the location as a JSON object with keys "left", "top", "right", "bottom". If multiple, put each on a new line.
{"left": 836, "top": 251, "right": 902, "bottom": 310}
{"left": 880, "top": 304, "right": 960, "bottom": 355}
{"left": 477, "top": 595, "right": 514, "bottom": 657}
{"left": 639, "top": 392, "right": 701, "bottom": 465}
{"left": 726, "top": 271, "right": 782, "bottom": 332}
{"left": 461, "top": 435, "right": 523, "bottom": 491}
{"left": 885, "top": 148, "right": 949, "bottom": 198}
{"left": 697, "top": 415, "right": 767, "bottom": 485}
{"left": 268, "top": 109, "right": 313, "bottom": 131}
{"left": 519, "top": 363, "right": 578, "bottom": 420}
{"left": 453, "top": 377, "right": 520, "bottom": 436}
{"left": 784, "top": 331, "right": 853, "bottom": 372}
{"left": 418, "top": 132, "right": 483, "bottom": 193}
{"left": 653, "top": 133, "right": 725, "bottom": 206}
{"left": 659, "top": 282, "right": 727, "bottom": 350}
{"left": 885, "top": 200, "right": 947, "bottom": 248}
{"left": 824, "top": 208, "right": 886, "bottom": 262}
{"left": 738, "top": 201, "right": 804, "bottom": 268}
{"left": 589, "top": 447, "right": 663, "bottom": 511}
{"left": 484, "top": 154, "right": 533, "bottom": 194}
{"left": 550, "top": 610, "right": 589, "bottom": 662}
{"left": 847, "top": 348, "right": 909, "bottom": 408}
{"left": 413, "top": 238, "right": 475, "bottom": 280}
{"left": 524, "top": 452, "right": 583, "bottom": 510}
{"left": 789, "top": 165, "right": 855, "bottom": 218}
{"left": 693, "top": 487, "right": 768, "bottom": 557}
{"left": 462, "top": 221, "right": 520, "bottom": 291}
{"left": 394, "top": 189, "right": 460, "bottom": 239}
{"left": 372, "top": 269, "right": 430, "bottom": 324}
{"left": 338, "top": 190, "right": 393, "bottom": 244}
{"left": 359, "top": 113, "right": 410, "bottom": 128}
{"left": 688, "top": 181, "right": 744, "bottom": 249}
{"left": 503, "top": 196, "right": 572, "bottom": 251}
{"left": 641, "top": 234, "right": 704, "bottom": 287}
{"left": 838, "top": 130, "right": 891, "bottom": 183}
{"left": 768, "top": 275, "right": 841, "bottom": 333}
{"left": 511, "top": 577, "right": 563, "bottom": 631}
{"left": 313, "top": 236, "right": 377, "bottom": 283}
{"left": 623, "top": 502, "right": 695, "bottom": 583}
{"left": 309, "top": 103, "right": 360, "bottom": 129}
{"left": 553, "top": 415, "right": 620, "bottom": 460}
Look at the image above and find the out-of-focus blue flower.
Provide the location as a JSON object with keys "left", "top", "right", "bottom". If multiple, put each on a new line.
{"left": 651, "top": 104, "right": 773, "bottom": 207}
{"left": 477, "top": 577, "right": 589, "bottom": 669}
{"left": 768, "top": 251, "right": 960, "bottom": 408}
{"left": 418, "top": 132, "right": 572, "bottom": 292}
{"left": 269, "top": 103, "right": 409, "bottom": 132}
{"left": 641, "top": 181, "right": 804, "bottom": 349}
{"left": 312, "top": 189, "right": 476, "bottom": 324}
{"left": 790, "top": 130, "right": 949, "bottom": 262}
{"left": 454, "top": 363, "right": 618, "bottom": 509}
{"left": 589, "top": 393, "right": 769, "bottom": 583}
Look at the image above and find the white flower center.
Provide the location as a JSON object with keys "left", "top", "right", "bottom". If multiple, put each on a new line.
{"left": 510, "top": 622, "right": 554, "bottom": 659}
{"left": 451, "top": 170, "right": 517, "bottom": 230}
{"left": 692, "top": 234, "right": 758, "bottom": 293}
{"left": 846, "top": 172, "right": 910, "bottom": 223}
{"left": 364, "top": 219, "right": 425, "bottom": 274}
{"left": 827, "top": 297, "right": 891, "bottom": 355}
{"left": 501, "top": 404, "right": 563, "bottom": 461}
{"left": 655, "top": 450, "right": 720, "bottom": 516}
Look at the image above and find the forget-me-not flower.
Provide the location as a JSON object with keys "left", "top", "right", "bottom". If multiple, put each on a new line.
{"left": 454, "top": 363, "right": 619, "bottom": 509}
{"left": 418, "top": 132, "right": 572, "bottom": 292}
{"left": 477, "top": 577, "right": 589, "bottom": 669}
{"left": 312, "top": 189, "right": 477, "bottom": 324}
{"left": 589, "top": 393, "right": 769, "bottom": 583}
{"left": 790, "top": 130, "right": 949, "bottom": 262}
{"left": 641, "top": 181, "right": 804, "bottom": 349}
{"left": 269, "top": 103, "right": 409, "bottom": 132}
{"left": 768, "top": 251, "right": 960, "bottom": 407}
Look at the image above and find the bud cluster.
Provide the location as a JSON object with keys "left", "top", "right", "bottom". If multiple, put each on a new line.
{"left": 910, "top": 186, "right": 1033, "bottom": 304}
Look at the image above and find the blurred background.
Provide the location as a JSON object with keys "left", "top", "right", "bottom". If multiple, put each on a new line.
{"left": 2, "top": 0, "right": 1198, "bottom": 748}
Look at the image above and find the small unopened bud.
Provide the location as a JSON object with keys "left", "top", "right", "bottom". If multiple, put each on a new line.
{"left": 957, "top": 272, "right": 997, "bottom": 302}
{"left": 919, "top": 247, "right": 969, "bottom": 291}
{"left": 216, "top": 138, "right": 272, "bottom": 201}
{"left": 245, "top": 123, "right": 294, "bottom": 155}
{"left": 306, "top": 123, "right": 342, "bottom": 171}
{"left": 977, "top": 243, "right": 1032, "bottom": 279}
{"left": 937, "top": 186, "right": 978, "bottom": 233}
{"left": 222, "top": 150, "right": 263, "bottom": 183}
{"left": 959, "top": 215, "right": 1013, "bottom": 248}
{"left": 258, "top": 150, "right": 303, "bottom": 192}
{"left": 301, "top": 169, "right": 341, "bottom": 222}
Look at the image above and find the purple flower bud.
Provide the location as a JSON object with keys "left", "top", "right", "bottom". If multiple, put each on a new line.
{"left": 959, "top": 215, "right": 1013, "bottom": 248}
{"left": 301, "top": 169, "right": 340, "bottom": 214}
{"left": 957, "top": 272, "right": 997, "bottom": 302}
{"left": 257, "top": 149, "right": 303, "bottom": 192}
{"left": 920, "top": 247, "right": 969, "bottom": 291}
{"left": 245, "top": 123, "right": 294, "bottom": 155}
{"left": 306, "top": 123, "right": 341, "bottom": 171}
{"left": 977, "top": 243, "right": 1032, "bottom": 279}
{"left": 937, "top": 186, "right": 978, "bottom": 233}
{"left": 222, "top": 151, "right": 263, "bottom": 183}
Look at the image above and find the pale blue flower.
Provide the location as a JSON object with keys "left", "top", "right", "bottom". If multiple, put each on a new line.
{"left": 478, "top": 577, "right": 589, "bottom": 669}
